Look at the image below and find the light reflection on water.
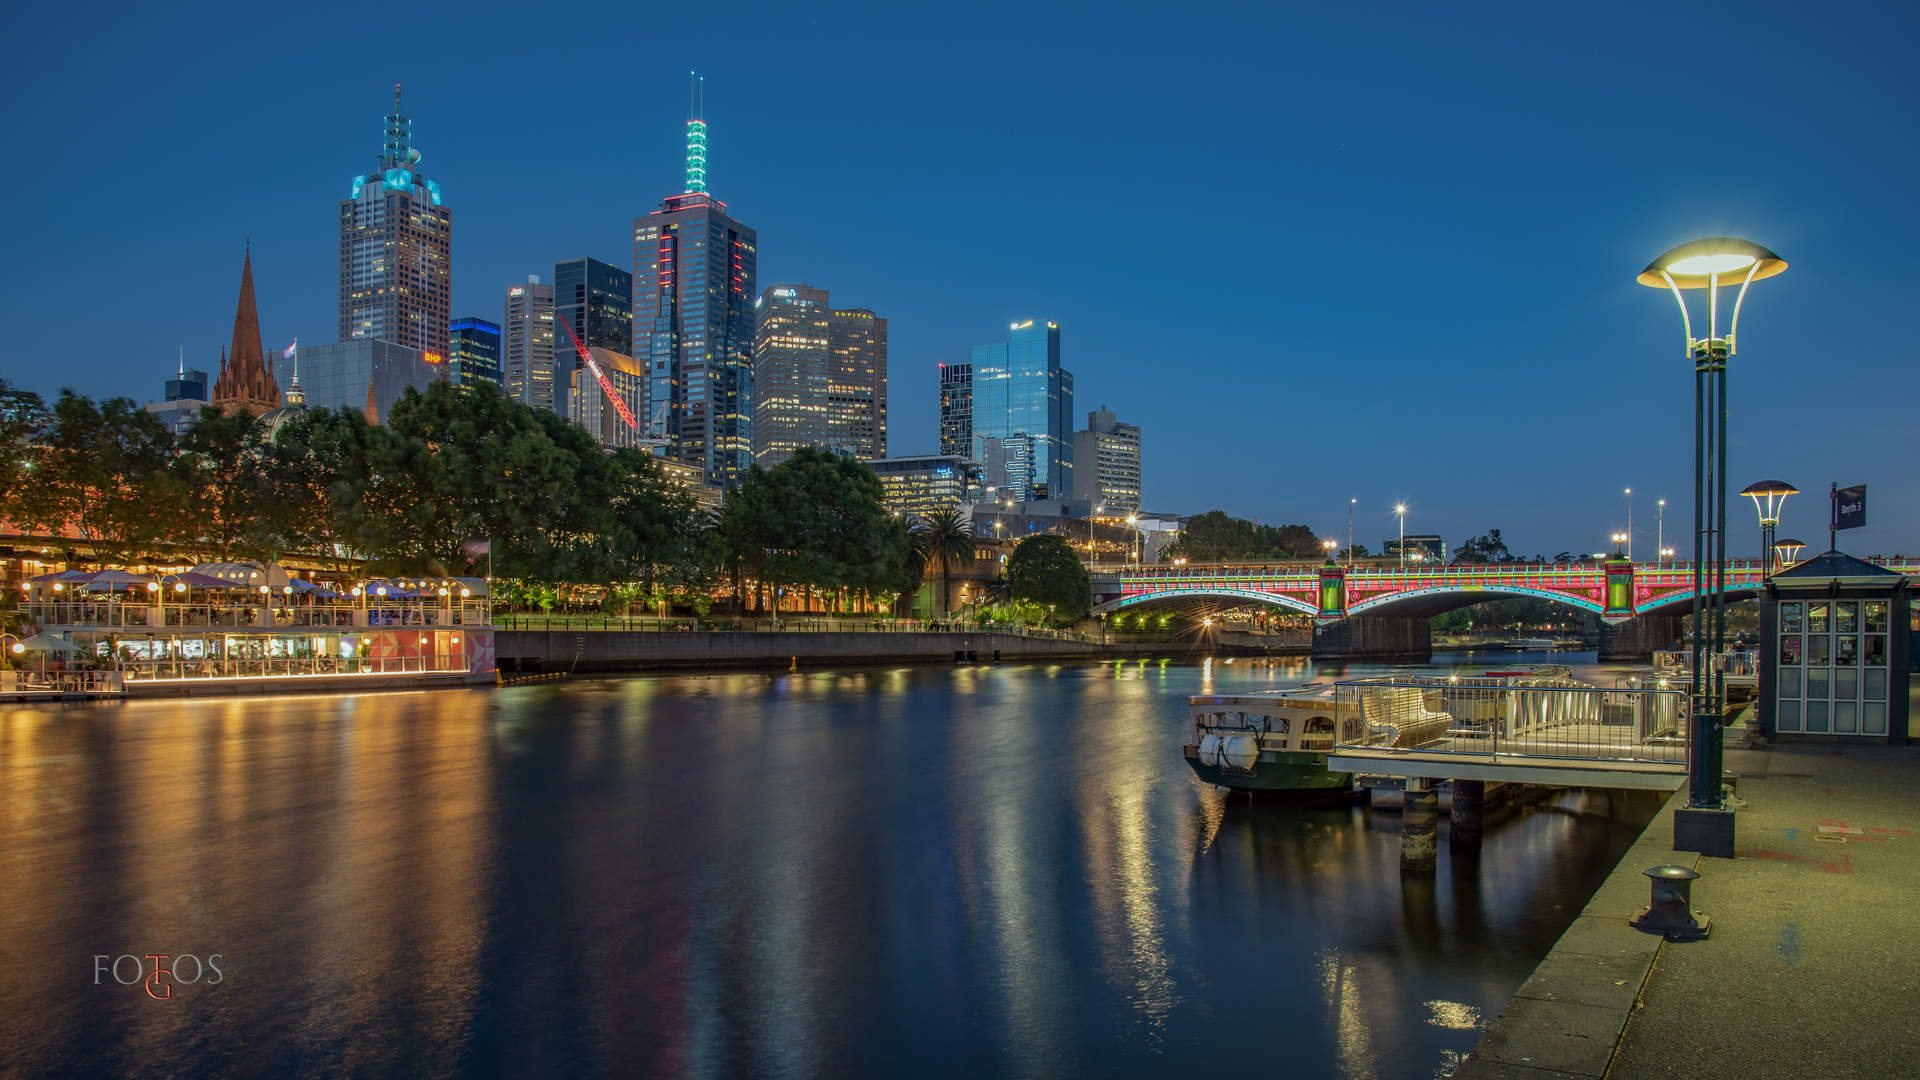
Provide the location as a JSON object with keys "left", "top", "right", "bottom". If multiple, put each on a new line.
{"left": 0, "top": 653, "right": 1662, "bottom": 1079}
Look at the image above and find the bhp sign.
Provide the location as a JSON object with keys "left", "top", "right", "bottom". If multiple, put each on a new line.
{"left": 93, "top": 954, "right": 225, "bottom": 1000}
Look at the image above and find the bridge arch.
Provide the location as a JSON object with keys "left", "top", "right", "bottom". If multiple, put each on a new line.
{"left": 1092, "top": 589, "right": 1319, "bottom": 617}
{"left": 1630, "top": 587, "right": 1763, "bottom": 619}
{"left": 1346, "top": 584, "right": 1604, "bottom": 618}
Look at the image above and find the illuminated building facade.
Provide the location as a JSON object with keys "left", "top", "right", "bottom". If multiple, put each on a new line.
{"left": 447, "top": 318, "right": 502, "bottom": 387}
{"left": 339, "top": 86, "right": 451, "bottom": 356}
{"left": 632, "top": 111, "right": 757, "bottom": 488}
{"left": 503, "top": 277, "right": 555, "bottom": 409}
{"left": 566, "top": 348, "right": 645, "bottom": 450}
{"left": 972, "top": 320, "right": 1072, "bottom": 499}
{"left": 868, "top": 455, "right": 980, "bottom": 518}
{"left": 752, "top": 284, "right": 887, "bottom": 466}
{"left": 938, "top": 362, "right": 972, "bottom": 457}
{"left": 1070, "top": 405, "right": 1141, "bottom": 513}
{"left": 281, "top": 340, "right": 442, "bottom": 426}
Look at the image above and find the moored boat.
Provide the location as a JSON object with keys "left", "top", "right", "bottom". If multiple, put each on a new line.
{"left": 1184, "top": 686, "right": 1367, "bottom": 793}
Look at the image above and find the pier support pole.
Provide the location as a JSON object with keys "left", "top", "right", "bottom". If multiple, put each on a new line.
{"left": 1401, "top": 779, "right": 1437, "bottom": 873}
{"left": 1450, "top": 779, "right": 1484, "bottom": 849}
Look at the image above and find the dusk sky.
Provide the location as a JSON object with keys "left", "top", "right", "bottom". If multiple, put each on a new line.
{"left": 4, "top": 1, "right": 1915, "bottom": 559}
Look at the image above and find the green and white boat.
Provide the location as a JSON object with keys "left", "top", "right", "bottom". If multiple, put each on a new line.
{"left": 1184, "top": 686, "right": 1367, "bottom": 793}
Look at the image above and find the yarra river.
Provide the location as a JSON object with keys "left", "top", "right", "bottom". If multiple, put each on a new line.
{"left": 1, "top": 651, "right": 1664, "bottom": 1079}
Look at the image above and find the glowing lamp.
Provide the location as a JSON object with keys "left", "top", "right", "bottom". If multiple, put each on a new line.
{"left": 174, "top": 582, "right": 186, "bottom": 593}
{"left": 53, "top": 583, "right": 64, "bottom": 591}
{"left": 1638, "top": 238, "right": 1786, "bottom": 289}
{"left": 260, "top": 585, "right": 271, "bottom": 594}
{"left": 9, "top": 643, "right": 23, "bottom": 654}
{"left": 351, "top": 586, "right": 363, "bottom": 596}
{"left": 419, "top": 637, "right": 428, "bottom": 644}
{"left": 376, "top": 587, "right": 388, "bottom": 596}
{"left": 460, "top": 589, "right": 470, "bottom": 597}
{"left": 438, "top": 588, "right": 448, "bottom": 596}
{"left": 284, "top": 586, "right": 294, "bottom": 595}
{"left": 147, "top": 582, "right": 160, "bottom": 591}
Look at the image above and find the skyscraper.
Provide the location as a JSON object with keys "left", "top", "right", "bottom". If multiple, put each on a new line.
{"left": 212, "top": 250, "right": 282, "bottom": 418}
{"left": 503, "top": 276, "right": 555, "bottom": 409}
{"left": 632, "top": 98, "right": 757, "bottom": 488}
{"left": 565, "top": 348, "right": 645, "bottom": 450}
{"left": 339, "top": 86, "right": 451, "bottom": 356}
{"left": 938, "top": 363, "right": 972, "bottom": 458}
{"left": 447, "top": 318, "right": 503, "bottom": 387}
{"left": 1071, "top": 405, "right": 1142, "bottom": 513}
{"left": 751, "top": 284, "right": 887, "bottom": 466}
{"left": 971, "top": 320, "right": 1072, "bottom": 500}
{"left": 552, "top": 257, "right": 634, "bottom": 387}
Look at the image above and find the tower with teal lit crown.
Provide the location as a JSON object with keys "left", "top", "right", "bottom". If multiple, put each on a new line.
{"left": 339, "top": 85, "right": 452, "bottom": 357}
{"left": 632, "top": 75, "right": 757, "bottom": 488}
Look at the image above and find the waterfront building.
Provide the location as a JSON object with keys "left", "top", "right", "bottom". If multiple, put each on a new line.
{"left": 566, "top": 348, "right": 646, "bottom": 450}
{"left": 553, "top": 257, "right": 634, "bottom": 395}
{"left": 339, "top": 86, "right": 452, "bottom": 356}
{"left": 971, "top": 320, "right": 1072, "bottom": 500}
{"left": 210, "top": 250, "right": 282, "bottom": 418}
{"left": 868, "top": 455, "right": 980, "bottom": 518}
{"left": 632, "top": 107, "right": 757, "bottom": 488}
{"left": 503, "top": 277, "right": 556, "bottom": 409}
{"left": 938, "top": 362, "right": 972, "bottom": 457}
{"left": 752, "top": 284, "right": 887, "bottom": 466}
{"left": 649, "top": 452, "right": 724, "bottom": 512}
{"left": 279, "top": 340, "right": 443, "bottom": 425}
{"left": 447, "top": 318, "right": 502, "bottom": 388}
{"left": 1383, "top": 535, "right": 1447, "bottom": 563}
{"left": 1070, "top": 405, "right": 1141, "bottom": 513}
{"left": 1759, "top": 550, "right": 1912, "bottom": 742}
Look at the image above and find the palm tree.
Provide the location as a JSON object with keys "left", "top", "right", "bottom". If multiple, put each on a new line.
{"left": 912, "top": 509, "right": 976, "bottom": 618}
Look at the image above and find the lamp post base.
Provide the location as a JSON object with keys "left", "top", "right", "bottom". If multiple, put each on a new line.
{"left": 1674, "top": 807, "right": 1736, "bottom": 859}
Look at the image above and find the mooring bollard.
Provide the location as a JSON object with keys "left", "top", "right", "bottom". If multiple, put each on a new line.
{"left": 1401, "top": 780, "right": 1437, "bottom": 873}
{"left": 1629, "top": 865, "right": 1710, "bottom": 941}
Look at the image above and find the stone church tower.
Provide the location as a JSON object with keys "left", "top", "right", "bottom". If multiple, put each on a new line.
{"left": 211, "top": 249, "right": 282, "bottom": 417}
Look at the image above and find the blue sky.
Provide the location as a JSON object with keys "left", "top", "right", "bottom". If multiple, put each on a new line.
{"left": 3, "top": 1, "right": 1915, "bottom": 559}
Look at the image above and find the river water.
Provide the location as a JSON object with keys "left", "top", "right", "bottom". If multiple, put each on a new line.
{"left": 1, "top": 650, "right": 1664, "bottom": 1079}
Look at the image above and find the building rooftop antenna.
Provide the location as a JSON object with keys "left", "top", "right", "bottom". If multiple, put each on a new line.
{"left": 684, "top": 71, "right": 709, "bottom": 193}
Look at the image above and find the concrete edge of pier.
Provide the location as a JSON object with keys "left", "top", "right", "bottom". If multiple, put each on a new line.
{"left": 1453, "top": 791, "right": 1691, "bottom": 1079}
{"left": 492, "top": 629, "right": 1183, "bottom": 676}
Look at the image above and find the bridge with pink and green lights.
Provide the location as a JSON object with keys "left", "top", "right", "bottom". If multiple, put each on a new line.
{"left": 1092, "top": 556, "right": 1920, "bottom": 659}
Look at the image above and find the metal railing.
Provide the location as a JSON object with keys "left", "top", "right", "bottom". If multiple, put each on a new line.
{"left": 116, "top": 655, "right": 468, "bottom": 682}
{"left": 27, "top": 601, "right": 492, "bottom": 630}
{"left": 1332, "top": 676, "right": 1688, "bottom": 764}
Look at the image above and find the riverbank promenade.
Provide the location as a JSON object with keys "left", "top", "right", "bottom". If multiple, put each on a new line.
{"left": 1459, "top": 736, "right": 1920, "bottom": 1079}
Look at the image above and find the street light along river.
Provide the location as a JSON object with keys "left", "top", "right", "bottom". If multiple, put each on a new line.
{"left": 2, "top": 654, "right": 1661, "bottom": 1078}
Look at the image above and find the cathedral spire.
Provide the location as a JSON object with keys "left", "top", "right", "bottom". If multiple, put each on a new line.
{"left": 211, "top": 249, "right": 281, "bottom": 417}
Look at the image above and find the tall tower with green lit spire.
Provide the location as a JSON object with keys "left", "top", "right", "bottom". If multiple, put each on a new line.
{"left": 339, "top": 85, "right": 452, "bottom": 356}
{"left": 632, "top": 75, "right": 757, "bottom": 489}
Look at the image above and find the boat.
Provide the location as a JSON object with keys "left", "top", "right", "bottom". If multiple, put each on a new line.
{"left": 1185, "top": 686, "right": 1362, "bottom": 792}
{"left": 1511, "top": 638, "right": 1555, "bottom": 651}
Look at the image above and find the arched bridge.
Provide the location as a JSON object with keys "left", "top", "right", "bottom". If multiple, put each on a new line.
{"left": 1093, "top": 556, "right": 1920, "bottom": 660}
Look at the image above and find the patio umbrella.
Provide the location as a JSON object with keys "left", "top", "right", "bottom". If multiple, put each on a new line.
{"left": 16, "top": 633, "right": 78, "bottom": 654}
{"left": 81, "top": 570, "right": 159, "bottom": 591}
{"left": 26, "top": 571, "right": 90, "bottom": 583}
{"left": 164, "top": 572, "right": 236, "bottom": 588}
{"left": 287, "top": 579, "right": 342, "bottom": 599}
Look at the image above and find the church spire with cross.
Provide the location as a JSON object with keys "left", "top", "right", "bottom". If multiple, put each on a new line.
{"left": 211, "top": 246, "right": 282, "bottom": 417}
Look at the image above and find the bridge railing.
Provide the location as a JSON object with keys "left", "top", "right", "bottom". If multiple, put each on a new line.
{"left": 1332, "top": 676, "right": 1688, "bottom": 765}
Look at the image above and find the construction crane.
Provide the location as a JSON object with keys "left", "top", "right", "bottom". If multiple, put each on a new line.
{"left": 556, "top": 313, "right": 638, "bottom": 431}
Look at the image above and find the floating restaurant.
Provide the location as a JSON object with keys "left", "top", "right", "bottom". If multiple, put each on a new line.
{"left": 7, "top": 563, "right": 497, "bottom": 698}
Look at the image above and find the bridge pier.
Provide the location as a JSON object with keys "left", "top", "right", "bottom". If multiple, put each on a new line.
{"left": 1449, "top": 779, "right": 1484, "bottom": 849}
{"left": 1400, "top": 779, "right": 1438, "bottom": 872}
{"left": 1312, "top": 615, "right": 1433, "bottom": 662}
{"left": 1598, "top": 614, "right": 1682, "bottom": 662}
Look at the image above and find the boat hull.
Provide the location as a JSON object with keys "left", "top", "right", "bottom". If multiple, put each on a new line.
{"left": 1183, "top": 748, "right": 1353, "bottom": 793}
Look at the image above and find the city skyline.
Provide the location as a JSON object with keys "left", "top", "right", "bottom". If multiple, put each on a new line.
{"left": 3, "top": 4, "right": 1916, "bottom": 557}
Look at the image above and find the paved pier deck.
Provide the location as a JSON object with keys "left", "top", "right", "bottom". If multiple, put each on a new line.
{"left": 1457, "top": 737, "right": 1920, "bottom": 1079}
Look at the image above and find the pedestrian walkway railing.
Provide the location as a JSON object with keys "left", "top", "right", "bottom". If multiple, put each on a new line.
{"left": 1332, "top": 676, "right": 1688, "bottom": 764}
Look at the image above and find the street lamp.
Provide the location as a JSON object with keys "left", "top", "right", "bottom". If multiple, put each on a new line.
{"left": 1739, "top": 480, "right": 1798, "bottom": 573}
{"left": 1625, "top": 488, "right": 1633, "bottom": 559}
{"left": 1347, "top": 498, "right": 1356, "bottom": 565}
{"left": 1773, "top": 538, "right": 1807, "bottom": 568}
{"left": 1638, "top": 235, "right": 1787, "bottom": 832}
{"left": 1657, "top": 499, "right": 1665, "bottom": 561}
{"left": 1611, "top": 532, "right": 1629, "bottom": 554}
{"left": 1394, "top": 504, "right": 1407, "bottom": 566}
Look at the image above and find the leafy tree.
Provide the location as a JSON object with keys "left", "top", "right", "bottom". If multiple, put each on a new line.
{"left": 1341, "top": 543, "right": 1372, "bottom": 559}
{"left": 266, "top": 407, "right": 379, "bottom": 574}
{"left": 1007, "top": 534, "right": 1092, "bottom": 622}
{"left": 11, "top": 390, "right": 176, "bottom": 564}
{"left": 1452, "top": 528, "right": 1517, "bottom": 565}
{"left": 912, "top": 508, "right": 976, "bottom": 617}
{"left": 0, "top": 377, "right": 49, "bottom": 526}
{"left": 1167, "top": 510, "right": 1321, "bottom": 562}
{"left": 171, "top": 405, "right": 275, "bottom": 561}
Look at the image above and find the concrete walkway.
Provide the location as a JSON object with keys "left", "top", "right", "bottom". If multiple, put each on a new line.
{"left": 1456, "top": 739, "right": 1920, "bottom": 1079}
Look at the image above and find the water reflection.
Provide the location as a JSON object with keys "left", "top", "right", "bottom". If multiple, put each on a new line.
{"left": 0, "top": 657, "right": 1660, "bottom": 1079}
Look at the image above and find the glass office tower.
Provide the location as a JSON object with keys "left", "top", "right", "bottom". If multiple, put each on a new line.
{"left": 553, "top": 257, "right": 634, "bottom": 386}
{"left": 632, "top": 112, "right": 757, "bottom": 488}
{"left": 503, "top": 277, "right": 555, "bottom": 409}
{"left": 339, "top": 86, "right": 451, "bottom": 356}
{"left": 971, "top": 320, "right": 1072, "bottom": 500}
{"left": 938, "top": 362, "right": 972, "bottom": 458}
{"left": 447, "top": 318, "right": 503, "bottom": 387}
{"left": 752, "top": 284, "right": 887, "bottom": 466}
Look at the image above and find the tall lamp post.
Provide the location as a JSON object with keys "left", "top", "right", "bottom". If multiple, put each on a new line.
{"left": 1394, "top": 504, "right": 1407, "bottom": 566}
{"left": 1637, "top": 236, "right": 1787, "bottom": 842}
{"left": 1773, "top": 538, "right": 1806, "bottom": 569}
{"left": 1740, "top": 480, "right": 1798, "bottom": 573}
{"left": 1625, "top": 488, "right": 1633, "bottom": 559}
{"left": 1657, "top": 499, "right": 1666, "bottom": 562}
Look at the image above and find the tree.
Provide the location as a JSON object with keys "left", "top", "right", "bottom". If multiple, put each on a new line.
{"left": 1007, "top": 534, "right": 1092, "bottom": 622}
{"left": 1167, "top": 510, "right": 1321, "bottom": 562}
{"left": 912, "top": 508, "right": 976, "bottom": 617}
{"left": 266, "top": 407, "right": 378, "bottom": 574}
{"left": 11, "top": 390, "right": 176, "bottom": 564}
{"left": 171, "top": 405, "right": 274, "bottom": 561}
{"left": 0, "top": 377, "right": 49, "bottom": 527}
{"left": 1452, "top": 528, "right": 1517, "bottom": 565}
{"left": 1341, "top": 543, "right": 1372, "bottom": 559}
